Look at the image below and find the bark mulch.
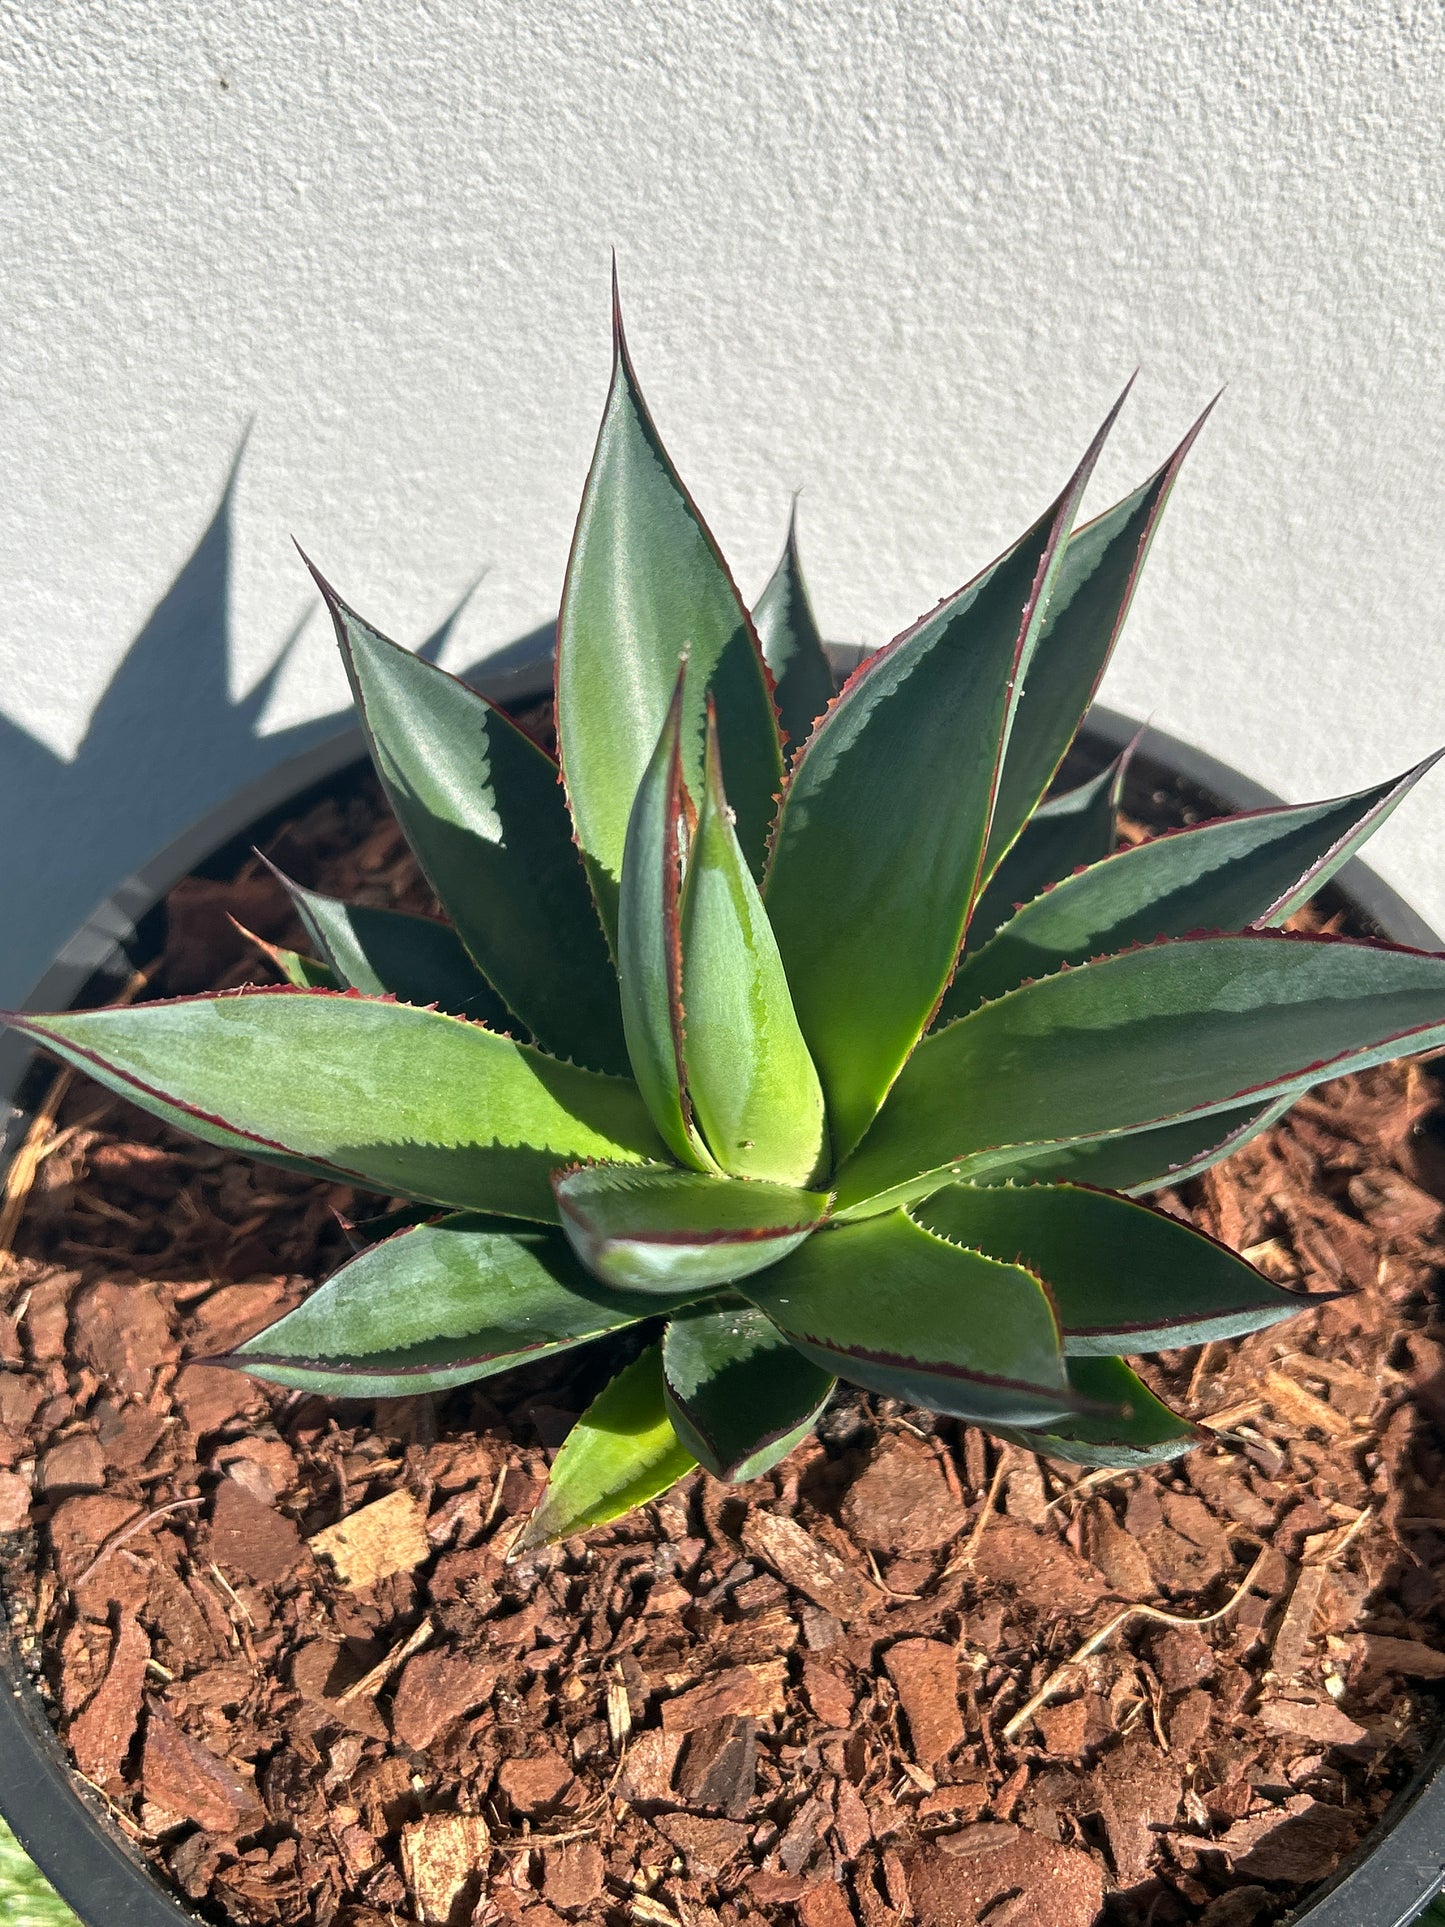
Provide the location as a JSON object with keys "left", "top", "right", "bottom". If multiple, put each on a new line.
{"left": 4, "top": 728, "right": 1445, "bottom": 1927}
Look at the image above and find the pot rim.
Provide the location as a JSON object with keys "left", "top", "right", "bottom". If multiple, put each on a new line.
{"left": 2, "top": 652, "right": 1442, "bottom": 1927}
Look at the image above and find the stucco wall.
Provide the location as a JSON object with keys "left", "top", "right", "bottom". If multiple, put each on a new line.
{"left": 2, "top": 0, "right": 1443, "bottom": 999}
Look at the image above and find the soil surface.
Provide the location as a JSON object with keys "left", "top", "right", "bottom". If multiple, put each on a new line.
{"left": 4, "top": 714, "right": 1445, "bottom": 1927}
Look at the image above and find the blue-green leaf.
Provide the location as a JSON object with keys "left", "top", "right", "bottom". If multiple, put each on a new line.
{"left": 753, "top": 502, "right": 836, "bottom": 766}
{"left": 836, "top": 932, "right": 1445, "bottom": 1219}
{"left": 994, "top": 1356, "right": 1199, "bottom": 1469}
{"left": 662, "top": 1302, "right": 834, "bottom": 1480}
{"left": 680, "top": 705, "right": 827, "bottom": 1184}
{"left": 745, "top": 1210, "right": 1074, "bottom": 1426}
{"left": 979, "top": 402, "right": 1214, "bottom": 887}
{"left": 556, "top": 279, "right": 783, "bottom": 942}
{"left": 911, "top": 1182, "right": 1307, "bottom": 1354}
{"left": 268, "top": 864, "right": 510, "bottom": 1023}
{"left": 763, "top": 390, "right": 1128, "bottom": 1160}
{"left": 555, "top": 1164, "right": 829, "bottom": 1295}
{"left": 962, "top": 751, "right": 1126, "bottom": 959}
{"left": 617, "top": 669, "right": 714, "bottom": 1170}
{"left": 947, "top": 754, "right": 1441, "bottom": 1020}
{"left": 226, "top": 1215, "right": 671, "bottom": 1397}
{"left": 6, "top": 989, "right": 667, "bottom": 1223}
{"left": 303, "top": 558, "right": 627, "bottom": 1072}
{"left": 970, "top": 1096, "right": 1294, "bottom": 1195}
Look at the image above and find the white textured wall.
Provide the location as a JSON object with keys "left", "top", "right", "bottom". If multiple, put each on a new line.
{"left": 3, "top": 0, "right": 1444, "bottom": 997}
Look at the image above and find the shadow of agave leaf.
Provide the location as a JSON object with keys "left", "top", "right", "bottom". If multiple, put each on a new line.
{"left": 0, "top": 431, "right": 506, "bottom": 1007}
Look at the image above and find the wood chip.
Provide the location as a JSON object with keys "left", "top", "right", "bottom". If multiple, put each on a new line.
{"left": 1271, "top": 1564, "right": 1327, "bottom": 1680}
{"left": 308, "top": 1487, "right": 429, "bottom": 1589}
{"left": 840, "top": 1433, "right": 966, "bottom": 1552}
{"left": 617, "top": 1730, "right": 685, "bottom": 1807}
{"left": 1211, "top": 1794, "right": 1357, "bottom": 1883}
{"left": 541, "top": 1838, "right": 603, "bottom": 1910}
{"left": 1263, "top": 1368, "right": 1352, "bottom": 1439}
{"left": 390, "top": 1647, "right": 494, "bottom": 1750}
{"left": 905, "top": 1831, "right": 1105, "bottom": 1927}
{"left": 1259, "top": 1698, "right": 1369, "bottom": 1746}
{"left": 661, "top": 1659, "right": 787, "bottom": 1733}
{"left": 674, "top": 1713, "right": 757, "bottom": 1816}
{"left": 742, "top": 1510, "right": 882, "bottom": 1620}
{"left": 67, "top": 1616, "right": 149, "bottom": 1787}
{"left": 399, "top": 1812, "right": 491, "bottom": 1925}
{"left": 796, "top": 1881, "right": 858, "bottom": 1927}
{"left": 884, "top": 1639, "right": 962, "bottom": 1769}
{"left": 140, "top": 1698, "right": 263, "bottom": 1835}
{"left": 1358, "top": 1633, "right": 1445, "bottom": 1678}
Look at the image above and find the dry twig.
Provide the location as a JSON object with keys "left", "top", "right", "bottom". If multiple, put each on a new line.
{"left": 1002, "top": 1547, "right": 1273, "bottom": 1742}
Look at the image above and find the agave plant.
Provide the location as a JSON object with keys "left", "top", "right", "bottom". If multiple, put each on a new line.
{"left": 9, "top": 286, "right": 1445, "bottom": 1550}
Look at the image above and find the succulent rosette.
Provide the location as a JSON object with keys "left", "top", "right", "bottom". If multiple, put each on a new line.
{"left": 10, "top": 283, "right": 1445, "bottom": 1546}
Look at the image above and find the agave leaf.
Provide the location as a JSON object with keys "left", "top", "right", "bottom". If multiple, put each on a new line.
{"left": 961, "top": 752, "right": 1125, "bottom": 961}
{"left": 680, "top": 706, "right": 827, "bottom": 1184}
{"left": 303, "top": 559, "right": 627, "bottom": 1073}
{"left": 5, "top": 989, "right": 666, "bottom": 1223}
{"left": 267, "top": 864, "right": 510, "bottom": 1023}
{"left": 554, "top": 1164, "right": 830, "bottom": 1295}
{"left": 764, "top": 389, "right": 1128, "bottom": 1160}
{"left": 662, "top": 1302, "right": 834, "bottom": 1479}
{"left": 947, "top": 754, "right": 1442, "bottom": 1020}
{"left": 235, "top": 922, "right": 340, "bottom": 991}
{"left": 224, "top": 1215, "right": 673, "bottom": 1397}
{"left": 993, "top": 1356, "right": 1199, "bottom": 1469}
{"left": 753, "top": 502, "right": 836, "bottom": 765}
{"left": 745, "top": 1211, "right": 1074, "bottom": 1425}
{"left": 979, "top": 402, "right": 1214, "bottom": 888}
{"left": 835, "top": 931, "right": 1445, "bottom": 1218}
{"left": 516, "top": 1344, "right": 697, "bottom": 1551}
{"left": 974, "top": 1095, "right": 1294, "bottom": 1195}
{"left": 556, "top": 278, "right": 782, "bottom": 942}
{"left": 617, "top": 670, "right": 715, "bottom": 1170}
{"left": 912, "top": 1182, "right": 1307, "bottom": 1354}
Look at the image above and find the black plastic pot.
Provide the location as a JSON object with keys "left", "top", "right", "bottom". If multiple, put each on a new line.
{"left": 2, "top": 668, "right": 1443, "bottom": 1927}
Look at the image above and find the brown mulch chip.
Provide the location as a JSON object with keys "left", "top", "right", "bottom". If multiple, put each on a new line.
{"left": 66, "top": 1614, "right": 149, "bottom": 1786}
{"left": 885, "top": 1637, "right": 963, "bottom": 1768}
{"left": 841, "top": 1432, "right": 966, "bottom": 1552}
{"left": 906, "top": 1830, "right": 1106, "bottom": 1925}
{"left": 5, "top": 750, "right": 1445, "bottom": 1927}
{"left": 208, "top": 1475, "right": 305, "bottom": 1587}
{"left": 140, "top": 1697, "right": 264, "bottom": 1834}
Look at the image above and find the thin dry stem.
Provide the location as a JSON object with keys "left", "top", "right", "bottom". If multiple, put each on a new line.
{"left": 1001, "top": 1546, "right": 1273, "bottom": 1742}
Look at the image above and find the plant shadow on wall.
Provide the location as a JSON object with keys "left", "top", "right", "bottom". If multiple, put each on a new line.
{"left": 0, "top": 432, "right": 539, "bottom": 1007}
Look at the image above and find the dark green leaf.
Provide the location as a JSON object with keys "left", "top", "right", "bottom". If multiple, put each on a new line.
{"left": 556, "top": 279, "right": 782, "bottom": 941}
{"left": 662, "top": 1302, "right": 834, "bottom": 1479}
{"left": 948, "top": 754, "right": 1441, "bottom": 1019}
{"left": 616, "top": 670, "right": 714, "bottom": 1169}
{"left": 6, "top": 989, "right": 667, "bottom": 1223}
{"left": 681, "top": 705, "right": 826, "bottom": 1184}
{"left": 979, "top": 402, "right": 1214, "bottom": 886}
{"left": 911, "top": 1182, "right": 1307, "bottom": 1353}
{"left": 236, "top": 922, "right": 339, "bottom": 991}
{"left": 753, "top": 502, "right": 836, "bottom": 765}
{"left": 226, "top": 1215, "right": 668, "bottom": 1397}
{"left": 836, "top": 931, "right": 1445, "bottom": 1218}
{"left": 745, "top": 1210, "right": 1074, "bottom": 1425}
{"left": 968, "top": 1096, "right": 1293, "bottom": 1195}
{"left": 993, "top": 1356, "right": 1199, "bottom": 1469}
{"left": 960, "top": 752, "right": 1125, "bottom": 962}
{"left": 555, "top": 1164, "right": 829, "bottom": 1295}
{"left": 764, "top": 391, "right": 1127, "bottom": 1159}
{"left": 516, "top": 1344, "right": 697, "bottom": 1551}
{"left": 268, "top": 864, "right": 510, "bottom": 1023}
{"left": 303, "top": 558, "right": 627, "bottom": 1072}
